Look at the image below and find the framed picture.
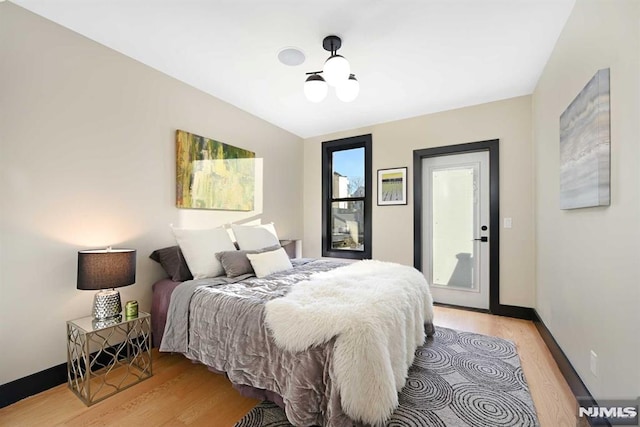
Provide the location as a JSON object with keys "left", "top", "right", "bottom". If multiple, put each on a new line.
{"left": 176, "top": 129, "right": 256, "bottom": 211}
{"left": 559, "top": 68, "right": 610, "bottom": 209}
{"left": 377, "top": 167, "right": 408, "bottom": 205}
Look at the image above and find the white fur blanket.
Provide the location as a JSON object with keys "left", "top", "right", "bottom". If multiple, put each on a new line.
{"left": 264, "top": 260, "right": 434, "bottom": 426}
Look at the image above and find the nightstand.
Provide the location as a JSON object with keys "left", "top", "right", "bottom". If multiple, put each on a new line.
{"left": 67, "top": 312, "right": 152, "bottom": 406}
{"left": 279, "top": 239, "right": 302, "bottom": 258}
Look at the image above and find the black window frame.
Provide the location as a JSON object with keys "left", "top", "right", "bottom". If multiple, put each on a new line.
{"left": 322, "top": 134, "right": 372, "bottom": 259}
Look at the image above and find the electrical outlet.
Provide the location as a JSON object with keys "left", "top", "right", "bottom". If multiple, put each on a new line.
{"left": 503, "top": 217, "right": 512, "bottom": 228}
{"left": 590, "top": 350, "right": 598, "bottom": 377}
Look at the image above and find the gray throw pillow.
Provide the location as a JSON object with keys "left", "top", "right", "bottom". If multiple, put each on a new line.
{"left": 149, "top": 246, "right": 193, "bottom": 282}
{"left": 216, "top": 245, "right": 281, "bottom": 278}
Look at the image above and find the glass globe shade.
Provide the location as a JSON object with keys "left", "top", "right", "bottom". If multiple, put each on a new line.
{"left": 304, "top": 74, "right": 328, "bottom": 103}
{"left": 323, "top": 55, "right": 350, "bottom": 87}
{"left": 336, "top": 75, "right": 360, "bottom": 102}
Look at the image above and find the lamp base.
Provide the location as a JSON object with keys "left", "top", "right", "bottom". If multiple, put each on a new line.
{"left": 92, "top": 314, "right": 123, "bottom": 329}
{"left": 93, "top": 289, "right": 122, "bottom": 320}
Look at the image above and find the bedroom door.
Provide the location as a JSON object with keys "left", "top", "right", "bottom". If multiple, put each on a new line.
{"left": 421, "top": 151, "right": 490, "bottom": 309}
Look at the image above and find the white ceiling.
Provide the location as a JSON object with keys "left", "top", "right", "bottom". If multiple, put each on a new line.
{"left": 12, "top": 0, "right": 575, "bottom": 138}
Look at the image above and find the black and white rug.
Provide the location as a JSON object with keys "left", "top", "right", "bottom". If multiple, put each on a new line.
{"left": 234, "top": 327, "right": 539, "bottom": 427}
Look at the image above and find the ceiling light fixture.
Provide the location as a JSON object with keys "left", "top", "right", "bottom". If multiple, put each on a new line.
{"left": 304, "top": 35, "right": 359, "bottom": 103}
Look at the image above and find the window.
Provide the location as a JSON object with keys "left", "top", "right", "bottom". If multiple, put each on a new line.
{"left": 322, "top": 134, "right": 372, "bottom": 259}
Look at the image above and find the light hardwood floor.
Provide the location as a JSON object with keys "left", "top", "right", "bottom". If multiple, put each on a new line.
{"left": 0, "top": 306, "right": 578, "bottom": 426}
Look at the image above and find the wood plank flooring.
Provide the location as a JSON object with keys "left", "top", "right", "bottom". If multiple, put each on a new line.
{"left": 0, "top": 306, "right": 578, "bottom": 426}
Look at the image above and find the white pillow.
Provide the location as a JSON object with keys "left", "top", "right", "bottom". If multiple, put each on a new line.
{"left": 171, "top": 226, "right": 236, "bottom": 279}
{"left": 231, "top": 223, "right": 280, "bottom": 250}
{"left": 246, "top": 247, "right": 292, "bottom": 278}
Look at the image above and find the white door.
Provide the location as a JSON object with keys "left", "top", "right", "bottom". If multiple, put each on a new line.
{"left": 422, "top": 151, "right": 490, "bottom": 309}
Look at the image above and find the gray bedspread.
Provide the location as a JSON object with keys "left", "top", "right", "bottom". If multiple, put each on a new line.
{"left": 160, "top": 258, "right": 434, "bottom": 427}
{"left": 159, "top": 272, "right": 253, "bottom": 353}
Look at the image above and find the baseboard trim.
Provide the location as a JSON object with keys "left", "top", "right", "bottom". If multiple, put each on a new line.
{"left": 435, "top": 301, "right": 534, "bottom": 321}
{"left": 433, "top": 301, "right": 491, "bottom": 314}
{"left": 532, "top": 310, "right": 610, "bottom": 427}
{"left": 492, "top": 304, "right": 534, "bottom": 320}
{"left": 532, "top": 309, "right": 591, "bottom": 397}
{"left": 0, "top": 362, "right": 67, "bottom": 408}
{"left": 0, "top": 339, "right": 139, "bottom": 409}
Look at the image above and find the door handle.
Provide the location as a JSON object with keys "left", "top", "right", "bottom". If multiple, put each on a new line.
{"left": 474, "top": 236, "right": 488, "bottom": 242}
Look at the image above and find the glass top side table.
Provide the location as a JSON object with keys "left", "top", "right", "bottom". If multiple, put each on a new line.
{"left": 67, "top": 312, "right": 153, "bottom": 406}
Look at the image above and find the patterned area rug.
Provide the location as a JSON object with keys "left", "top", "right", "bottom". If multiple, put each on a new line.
{"left": 234, "top": 327, "right": 539, "bottom": 427}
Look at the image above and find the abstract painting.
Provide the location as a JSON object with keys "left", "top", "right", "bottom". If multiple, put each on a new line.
{"left": 377, "top": 167, "right": 407, "bottom": 205}
{"left": 176, "top": 130, "right": 255, "bottom": 211}
{"left": 559, "top": 68, "right": 610, "bottom": 209}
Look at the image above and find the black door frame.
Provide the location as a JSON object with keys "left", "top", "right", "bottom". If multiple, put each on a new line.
{"left": 413, "top": 139, "right": 502, "bottom": 314}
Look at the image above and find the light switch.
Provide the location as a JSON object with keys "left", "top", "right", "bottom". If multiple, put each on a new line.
{"left": 503, "top": 217, "right": 512, "bottom": 228}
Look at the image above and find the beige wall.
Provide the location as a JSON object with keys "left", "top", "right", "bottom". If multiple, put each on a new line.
{"left": 5, "top": 0, "right": 637, "bottom": 401}
{"left": 533, "top": 0, "right": 640, "bottom": 398}
{"left": 0, "top": 3, "right": 303, "bottom": 384}
{"left": 303, "top": 96, "right": 535, "bottom": 307}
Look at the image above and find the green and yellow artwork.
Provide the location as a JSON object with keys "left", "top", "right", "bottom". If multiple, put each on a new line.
{"left": 176, "top": 130, "right": 255, "bottom": 211}
{"left": 381, "top": 171, "right": 403, "bottom": 199}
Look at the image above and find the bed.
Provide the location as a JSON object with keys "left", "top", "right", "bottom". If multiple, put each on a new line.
{"left": 150, "top": 231, "right": 434, "bottom": 427}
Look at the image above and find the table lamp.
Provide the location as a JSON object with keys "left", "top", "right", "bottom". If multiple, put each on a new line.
{"left": 77, "top": 247, "right": 136, "bottom": 320}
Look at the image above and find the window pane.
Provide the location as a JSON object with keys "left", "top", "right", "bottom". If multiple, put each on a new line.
{"left": 331, "top": 201, "right": 365, "bottom": 251}
{"left": 431, "top": 167, "right": 476, "bottom": 288}
{"left": 332, "top": 148, "right": 364, "bottom": 198}
{"left": 323, "top": 134, "right": 371, "bottom": 260}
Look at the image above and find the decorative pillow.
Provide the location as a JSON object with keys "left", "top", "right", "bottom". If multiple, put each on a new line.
{"left": 171, "top": 226, "right": 236, "bottom": 279}
{"left": 246, "top": 247, "right": 293, "bottom": 278}
{"left": 149, "top": 246, "right": 193, "bottom": 282}
{"left": 231, "top": 223, "right": 280, "bottom": 251}
{"left": 215, "top": 245, "right": 280, "bottom": 278}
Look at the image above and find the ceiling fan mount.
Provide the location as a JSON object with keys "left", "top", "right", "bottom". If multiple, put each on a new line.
{"left": 322, "top": 35, "right": 342, "bottom": 53}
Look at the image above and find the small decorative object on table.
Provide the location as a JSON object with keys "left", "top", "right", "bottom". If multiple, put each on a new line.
{"left": 125, "top": 300, "right": 138, "bottom": 319}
